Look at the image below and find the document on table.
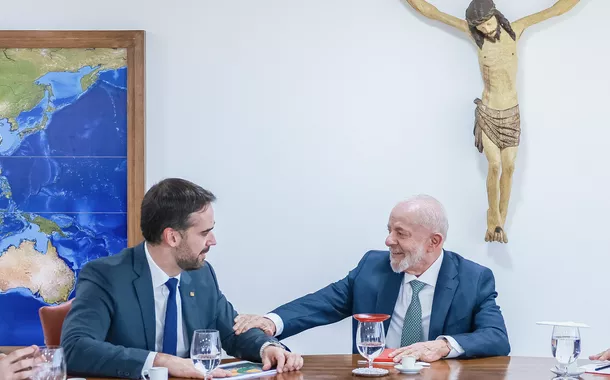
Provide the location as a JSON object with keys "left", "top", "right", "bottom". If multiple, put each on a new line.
{"left": 582, "top": 363, "right": 610, "bottom": 375}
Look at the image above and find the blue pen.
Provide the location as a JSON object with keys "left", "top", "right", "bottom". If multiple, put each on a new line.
{"left": 595, "top": 363, "right": 610, "bottom": 371}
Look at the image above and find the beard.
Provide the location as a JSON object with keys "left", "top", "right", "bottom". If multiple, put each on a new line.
{"left": 483, "top": 24, "right": 501, "bottom": 43}
{"left": 389, "top": 245, "right": 426, "bottom": 273}
{"left": 175, "top": 241, "right": 209, "bottom": 271}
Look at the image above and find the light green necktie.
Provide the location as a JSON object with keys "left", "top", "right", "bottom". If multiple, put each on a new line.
{"left": 400, "top": 280, "right": 426, "bottom": 347}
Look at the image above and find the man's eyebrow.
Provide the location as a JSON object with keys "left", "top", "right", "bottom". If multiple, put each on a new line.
{"left": 202, "top": 222, "right": 216, "bottom": 233}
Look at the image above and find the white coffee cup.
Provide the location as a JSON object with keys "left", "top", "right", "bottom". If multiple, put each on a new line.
{"left": 142, "top": 367, "right": 168, "bottom": 380}
{"left": 401, "top": 356, "right": 416, "bottom": 369}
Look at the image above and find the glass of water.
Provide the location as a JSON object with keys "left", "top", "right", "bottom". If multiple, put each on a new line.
{"left": 551, "top": 326, "right": 581, "bottom": 379}
{"left": 356, "top": 321, "right": 386, "bottom": 369}
{"left": 31, "top": 346, "right": 67, "bottom": 380}
{"left": 191, "top": 329, "right": 222, "bottom": 380}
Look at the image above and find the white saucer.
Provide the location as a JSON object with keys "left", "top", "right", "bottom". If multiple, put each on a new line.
{"left": 395, "top": 364, "right": 424, "bottom": 374}
{"left": 550, "top": 366, "right": 585, "bottom": 376}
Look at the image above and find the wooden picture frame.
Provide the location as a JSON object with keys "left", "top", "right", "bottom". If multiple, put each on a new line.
{"left": 0, "top": 30, "right": 145, "bottom": 349}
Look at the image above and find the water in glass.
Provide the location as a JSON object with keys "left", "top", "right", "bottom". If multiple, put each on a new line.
{"left": 551, "top": 326, "right": 581, "bottom": 379}
{"left": 31, "top": 346, "right": 67, "bottom": 380}
{"left": 191, "top": 329, "right": 222, "bottom": 380}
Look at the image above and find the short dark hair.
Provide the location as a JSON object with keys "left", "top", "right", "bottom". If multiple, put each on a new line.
{"left": 140, "top": 178, "right": 216, "bottom": 244}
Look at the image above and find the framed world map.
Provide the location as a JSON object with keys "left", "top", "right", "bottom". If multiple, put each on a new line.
{"left": 0, "top": 31, "right": 145, "bottom": 346}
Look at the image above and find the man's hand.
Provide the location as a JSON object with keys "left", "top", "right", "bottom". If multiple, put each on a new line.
{"left": 0, "top": 345, "right": 39, "bottom": 380}
{"left": 153, "top": 354, "right": 232, "bottom": 379}
{"left": 234, "top": 314, "right": 276, "bottom": 336}
{"left": 590, "top": 348, "right": 610, "bottom": 361}
{"left": 388, "top": 340, "right": 451, "bottom": 363}
{"left": 261, "top": 346, "right": 303, "bottom": 374}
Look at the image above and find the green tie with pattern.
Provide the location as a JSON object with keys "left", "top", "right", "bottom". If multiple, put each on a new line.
{"left": 400, "top": 280, "right": 426, "bottom": 347}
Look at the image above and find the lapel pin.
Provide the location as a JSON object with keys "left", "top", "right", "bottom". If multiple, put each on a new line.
{"left": 190, "top": 291, "right": 195, "bottom": 297}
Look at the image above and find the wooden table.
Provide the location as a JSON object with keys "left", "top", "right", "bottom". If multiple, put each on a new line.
{"left": 81, "top": 355, "right": 606, "bottom": 379}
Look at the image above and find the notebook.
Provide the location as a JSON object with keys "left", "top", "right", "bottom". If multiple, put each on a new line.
{"left": 373, "top": 348, "right": 395, "bottom": 363}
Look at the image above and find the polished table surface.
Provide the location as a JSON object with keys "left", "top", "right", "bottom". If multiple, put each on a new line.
{"left": 80, "top": 354, "right": 606, "bottom": 380}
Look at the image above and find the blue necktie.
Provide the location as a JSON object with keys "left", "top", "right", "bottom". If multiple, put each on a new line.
{"left": 162, "top": 278, "right": 178, "bottom": 355}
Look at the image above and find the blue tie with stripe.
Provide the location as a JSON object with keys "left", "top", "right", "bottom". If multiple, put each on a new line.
{"left": 162, "top": 278, "right": 178, "bottom": 355}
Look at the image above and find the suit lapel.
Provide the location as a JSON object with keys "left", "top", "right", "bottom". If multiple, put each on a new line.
{"left": 132, "top": 242, "right": 156, "bottom": 351}
{"left": 375, "top": 268, "right": 404, "bottom": 334}
{"left": 179, "top": 271, "right": 197, "bottom": 347}
{"left": 429, "top": 252, "right": 459, "bottom": 340}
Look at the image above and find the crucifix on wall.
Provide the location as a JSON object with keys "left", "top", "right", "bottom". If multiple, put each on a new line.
{"left": 404, "top": 0, "right": 580, "bottom": 243}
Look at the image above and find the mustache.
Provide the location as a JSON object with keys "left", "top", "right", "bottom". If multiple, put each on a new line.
{"left": 483, "top": 24, "right": 501, "bottom": 40}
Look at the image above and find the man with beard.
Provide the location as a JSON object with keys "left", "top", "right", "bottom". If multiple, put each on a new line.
{"left": 404, "top": 0, "right": 580, "bottom": 243}
{"left": 233, "top": 195, "right": 510, "bottom": 362}
{"left": 61, "top": 178, "right": 302, "bottom": 379}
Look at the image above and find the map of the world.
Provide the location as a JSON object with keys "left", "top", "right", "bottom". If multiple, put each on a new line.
{"left": 0, "top": 48, "right": 128, "bottom": 345}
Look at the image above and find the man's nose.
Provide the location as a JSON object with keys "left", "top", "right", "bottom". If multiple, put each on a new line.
{"left": 208, "top": 232, "right": 217, "bottom": 246}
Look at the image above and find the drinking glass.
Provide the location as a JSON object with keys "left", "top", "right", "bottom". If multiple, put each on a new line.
{"left": 191, "top": 329, "right": 222, "bottom": 380}
{"left": 551, "top": 326, "right": 581, "bottom": 379}
{"left": 356, "top": 321, "right": 386, "bottom": 369}
{"left": 31, "top": 346, "right": 67, "bottom": 380}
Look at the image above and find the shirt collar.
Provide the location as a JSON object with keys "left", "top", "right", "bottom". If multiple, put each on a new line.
{"left": 144, "top": 242, "right": 181, "bottom": 288}
{"left": 404, "top": 249, "right": 444, "bottom": 288}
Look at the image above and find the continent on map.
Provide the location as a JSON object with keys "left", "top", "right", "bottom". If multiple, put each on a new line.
{"left": 0, "top": 240, "right": 75, "bottom": 304}
{"left": 0, "top": 48, "right": 126, "bottom": 130}
{"left": 0, "top": 46, "right": 128, "bottom": 345}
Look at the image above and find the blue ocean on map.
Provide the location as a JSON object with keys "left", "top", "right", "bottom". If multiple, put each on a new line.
{"left": 0, "top": 93, "right": 49, "bottom": 157}
{"left": 0, "top": 65, "right": 128, "bottom": 345}
{"left": 36, "top": 66, "right": 95, "bottom": 108}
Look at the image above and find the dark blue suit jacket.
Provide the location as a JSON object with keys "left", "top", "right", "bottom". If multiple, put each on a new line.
{"left": 273, "top": 250, "right": 510, "bottom": 358}
{"left": 60, "top": 243, "right": 277, "bottom": 379}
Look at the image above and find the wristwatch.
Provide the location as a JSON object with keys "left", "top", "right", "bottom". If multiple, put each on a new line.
{"left": 441, "top": 337, "right": 453, "bottom": 356}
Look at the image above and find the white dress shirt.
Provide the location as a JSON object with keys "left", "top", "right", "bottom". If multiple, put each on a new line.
{"left": 143, "top": 243, "right": 189, "bottom": 372}
{"left": 266, "top": 250, "right": 464, "bottom": 358}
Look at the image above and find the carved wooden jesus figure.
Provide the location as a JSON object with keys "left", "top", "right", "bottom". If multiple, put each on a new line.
{"left": 405, "top": 0, "right": 580, "bottom": 243}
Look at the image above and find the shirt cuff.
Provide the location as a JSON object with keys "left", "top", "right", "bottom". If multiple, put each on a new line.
{"left": 259, "top": 341, "right": 283, "bottom": 359}
{"left": 142, "top": 352, "right": 157, "bottom": 376}
{"left": 264, "top": 313, "right": 284, "bottom": 336}
{"left": 437, "top": 336, "right": 465, "bottom": 358}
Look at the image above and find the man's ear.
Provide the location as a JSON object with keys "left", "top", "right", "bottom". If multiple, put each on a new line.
{"left": 162, "top": 228, "right": 183, "bottom": 248}
{"left": 429, "top": 233, "right": 444, "bottom": 250}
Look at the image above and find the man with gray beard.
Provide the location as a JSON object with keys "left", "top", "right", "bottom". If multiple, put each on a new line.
{"left": 233, "top": 195, "right": 510, "bottom": 362}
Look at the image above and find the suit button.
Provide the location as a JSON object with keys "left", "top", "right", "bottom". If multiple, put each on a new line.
{"left": 125, "top": 372, "right": 131, "bottom": 377}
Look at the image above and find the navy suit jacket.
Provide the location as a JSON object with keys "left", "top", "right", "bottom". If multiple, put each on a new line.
{"left": 60, "top": 243, "right": 277, "bottom": 379}
{"left": 273, "top": 250, "right": 510, "bottom": 358}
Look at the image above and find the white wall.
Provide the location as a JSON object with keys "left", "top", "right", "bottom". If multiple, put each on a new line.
{"left": 5, "top": 0, "right": 608, "bottom": 358}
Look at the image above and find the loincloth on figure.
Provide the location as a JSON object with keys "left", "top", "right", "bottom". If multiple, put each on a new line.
{"left": 473, "top": 98, "right": 521, "bottom": 153}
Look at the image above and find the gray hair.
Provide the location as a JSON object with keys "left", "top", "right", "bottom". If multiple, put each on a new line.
{"left": 399, "top": 194, "right": 449, "bottom": 239}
